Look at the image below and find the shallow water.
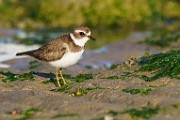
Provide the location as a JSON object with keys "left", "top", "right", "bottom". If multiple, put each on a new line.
{"left": 0, "top": 27, "right": 39, "bottom": 68}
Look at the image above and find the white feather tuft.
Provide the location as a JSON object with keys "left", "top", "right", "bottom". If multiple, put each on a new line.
{"left": 70, "top": 33, "right": 89, "bottom": 47}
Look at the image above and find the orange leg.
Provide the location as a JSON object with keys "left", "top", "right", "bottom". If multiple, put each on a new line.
{"left": 59, "top": 68, "right": 66, "bottom": 85}
{"left": 55, "top": 69, "right": 61, "bottom": 87}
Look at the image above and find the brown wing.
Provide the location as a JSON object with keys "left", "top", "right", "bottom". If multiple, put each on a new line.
{"left": 29, "top": 40, "right": 67, "bottom": 62}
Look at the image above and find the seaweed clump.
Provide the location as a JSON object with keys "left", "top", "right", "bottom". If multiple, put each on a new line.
{"left": 0, "top": 71, "right": 35, "bottom": 82}
{"left": 138, "top": 50, "right": 180, "bottom": 81}
{"left": 107, "top": 107, "right": 159, "bottom": 119}
{"left": 120, "top": 107, "right": 159, "bottom": 119}
{"left": 52, "top": 113, "right": 79, "bottom": 119}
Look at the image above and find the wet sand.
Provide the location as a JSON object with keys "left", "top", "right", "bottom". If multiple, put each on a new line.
{"left": 1, "top": 33, "right": 180, "bottom": 120}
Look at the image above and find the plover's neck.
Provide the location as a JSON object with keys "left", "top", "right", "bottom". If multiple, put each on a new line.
{"left": 70, "top": 33, "right": 88, "bottom": 47}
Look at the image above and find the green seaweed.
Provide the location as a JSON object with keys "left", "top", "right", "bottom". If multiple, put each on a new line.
{"left": 108, "top": 111, "right": 120, "bottom": 116}
{"left": 105, "top": 50, "right": 180, "bottom": 81}
{"left": 61, "top": 74, "right": 73, "bottom": 79}
{"left": 108, "top": 107, "right": 159, "bottom": 119}
{"left": 50, "top": 84, "right": 105, "bottom": 96}
{"left": 52, "top": 113, "right": 79, "bottom": 119}
{"left": 42, "top": 78, "right": 57, "bottom": 85}
{"left": 94, "top": 103, "right": 180, "bottom": 120}
{"left": 106, "top": 103, "right": 180, "bottom": 120}
{"left": 85, "top": 65, "right": 93, "bottom": 69}
{"left": 29, "top": 60, "right": 41, "bottom": 69}
{"left": 138, "top": 50, "right": 180, "bottom": 81}
{"left": 104, "top": 76, "right": 120, "bottom": 80}
{"left": 50, "top": 83, "right": 74, "bottom": 93}
{"left": 110, "top": 64, "right": 119, "bottom": 70}
{"left": 75, "top": 73, "right": 93, "bottom": 82}
{"left": 1, "top": 71, "right": 35, "bottom": 83}
{"left": 120, "top": 107, "right": 159, "bottom": 119}
{"left": 122, "top": 88, "right": 152, "bottom": 95}
{"left": 15, "top": 108, "right": 40, "bottom": 120}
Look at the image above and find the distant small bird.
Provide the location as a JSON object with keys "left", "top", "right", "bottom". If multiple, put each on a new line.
{"left": 125, "top": 57, "right": 137, "bottom": 70}
{"left": 16, "top": 26, "right": 95, "bottom": 87}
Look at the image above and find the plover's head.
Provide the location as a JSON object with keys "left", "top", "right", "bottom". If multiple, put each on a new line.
{"left": 70, "top": 26, "right": 95, "bottom": 47}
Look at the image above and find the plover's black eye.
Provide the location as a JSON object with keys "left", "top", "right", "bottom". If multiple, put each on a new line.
{"left": 80, "top": 32, "right": 85, "bottom": 36}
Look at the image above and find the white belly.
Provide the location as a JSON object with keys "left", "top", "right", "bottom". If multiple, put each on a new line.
{"left": 49, "top": 50, "right": 84, "bottom": 68}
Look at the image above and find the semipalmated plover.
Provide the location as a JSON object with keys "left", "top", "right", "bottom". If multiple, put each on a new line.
{"left": 16, "top": 26, "right": 95, "bottom": 87}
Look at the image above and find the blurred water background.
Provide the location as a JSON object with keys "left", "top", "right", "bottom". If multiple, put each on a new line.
{"left": 0, "top": 0, "right": 179, "bottom": 68}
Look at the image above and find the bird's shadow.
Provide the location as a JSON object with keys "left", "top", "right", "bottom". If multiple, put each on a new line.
{"left": 32, "top": 71, "right": 55, "bottom": 79}
{"left": 33, "top": 71, "right": 58, "bottom": 86}
{"left": 1, "top": 72, "right": 18, "bottom": 77}
{"left": 1, "top": 71, "right": 55, "bottom": 79}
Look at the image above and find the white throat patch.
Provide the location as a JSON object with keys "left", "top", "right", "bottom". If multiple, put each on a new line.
{"left": 70, "top": 33, "right": 89, "bottom": 47}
